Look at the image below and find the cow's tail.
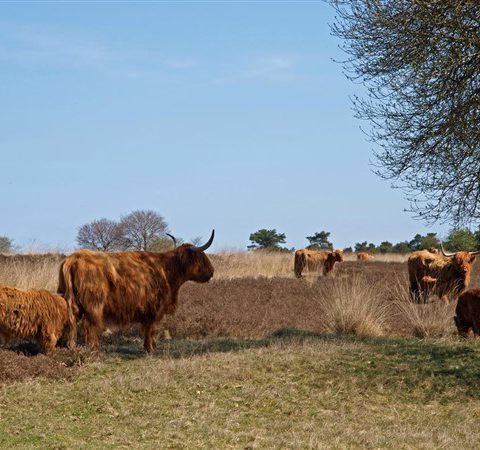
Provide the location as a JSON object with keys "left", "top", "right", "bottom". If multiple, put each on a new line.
{"left": 294, "top": 251, "right": 305, "bottom": 278}
{"left": 58, "top": 259, "right": 77, "bottom": 349}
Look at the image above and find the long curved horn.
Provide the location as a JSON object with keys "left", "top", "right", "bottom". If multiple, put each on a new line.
{"left": 191, "top": 229, "right": 215, "bottom": 251}
{"left": 166, "top": 233, "right": 177, "bottom": 249}
{"left": 470, "top": 249, "right": 480, "bottom": 255}
{"left": 440, "top": 242, "right": 455, "bottom": 257}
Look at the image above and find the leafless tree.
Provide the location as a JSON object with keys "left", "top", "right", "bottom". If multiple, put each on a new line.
{"left": 120, "top": 209, "right": 169, "bottom": 251}
{"left": 329, "top": 0, "right": 480, "bottom": 225}
{"left": 76, "top": 218, "right": 125, "bottom": 251}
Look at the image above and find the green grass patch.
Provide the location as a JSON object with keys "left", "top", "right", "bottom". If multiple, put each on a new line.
{"left": 1, "top": 331, "right": 480, "bottom": 448}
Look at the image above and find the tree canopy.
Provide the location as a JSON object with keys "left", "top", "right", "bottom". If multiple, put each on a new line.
{"left": 248, "top": 229, "right": 287, "bottom": 251}
{"left": 330, "top": 0, "right": 480, "bottom": 225}
{"left": 0, "top": 236, "right": 13, "bottom": 253}
{"left": 305, "top": 231, "right": 333, "bottom": 250}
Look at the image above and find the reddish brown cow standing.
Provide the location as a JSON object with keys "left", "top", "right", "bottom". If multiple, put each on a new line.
{"left": 455, "top": 289, "right": 480, "bottom": 336}
{"left": 356, "top": 252, "right": 371, "bottom": 261}
{"left": 0, "top": 286, "right": 68, "bottom": 353}
{"left": 294, "top": 249, "right": 343, "bottom": 278}
{"left": 58, "top": 230, "right": 215, "bottom": 352}
{"left": 407, "top": 244, "right": 480, "bottom": 303}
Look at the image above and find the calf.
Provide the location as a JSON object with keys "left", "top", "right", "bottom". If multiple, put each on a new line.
{"left": 0, "top": 286, "right": 68, "bottom": 352}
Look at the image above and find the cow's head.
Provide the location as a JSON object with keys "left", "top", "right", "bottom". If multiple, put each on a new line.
{"left": 331, "top": 250, "right": 344, "bottom": 263}
{"left": 440, "top": 243, "right": 480, "bottom": 288}
{"left": 175, "top": 230, "right": 215, "bottom": 283}
{"left": 324, "top": 250, "right": 344, "bottom": 274}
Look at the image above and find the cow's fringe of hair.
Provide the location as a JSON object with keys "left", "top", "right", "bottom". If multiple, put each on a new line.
{"left": 0, "top": 286, "right": 68, "bottom": 352}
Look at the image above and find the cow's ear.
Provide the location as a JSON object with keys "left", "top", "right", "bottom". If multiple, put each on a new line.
{"left": 471, "top": 254, "right": 476, "bottom": 263}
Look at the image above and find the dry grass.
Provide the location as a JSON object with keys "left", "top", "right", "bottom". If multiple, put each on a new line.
{"left": 0, "top": 255, "right": 61, "bottom": 291}
{"left": 211, "top": 250, "right": 294, "bottom": 279}
{"left": 343, "top": 252, "right": 409, "bottom": 263}
{"left": 316, "top": 275, "right": 390, "bottom": 336}
{"left": 392, "top": 280, "right": 457, "bottom": 338}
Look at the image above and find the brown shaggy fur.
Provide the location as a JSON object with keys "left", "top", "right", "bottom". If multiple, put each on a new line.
{"left": 356, "top": 252, "right": 371, "bottom": 261}
{"left": 0, "top": 286, "right": 68, "bottom": 353}
{"left": 294, "top": 249, "right": 344, "bottom": 278}
{"left": 455, "top": 289, "right": 480, "bottom": 336}
{"left": 58, "top": 243, "right": 215, "bottom": 352}
{"left": 408, "top": 250, "right": 476, "bottom": 303}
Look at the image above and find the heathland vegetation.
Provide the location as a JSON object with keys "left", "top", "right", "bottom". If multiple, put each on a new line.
{"left": 1, "top": 252, "right": 480, "bottom": 447}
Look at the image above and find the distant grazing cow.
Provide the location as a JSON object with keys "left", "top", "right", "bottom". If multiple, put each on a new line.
{"left": 0, "top": 286, "right": 68, "bottom": 353}
{"left": 294, "top": 249, "right": 343, "bottom": 278}
{"left": 58, "top": 231, "right": 215, "bottom": 352}
{"left": 408, "top": 244, "right": 479, "bottom": 303}
{"left": 455, "top": 289, "right": 480, "bottom": 336}
{"left": 357, "top": 252, "right": 372, "bottom": 261}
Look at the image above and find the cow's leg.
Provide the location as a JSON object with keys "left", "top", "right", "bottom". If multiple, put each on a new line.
{"left": 409, "top": 279, "right": 419, "bottom": 303}
{"left": 142, "top": 322, "right": 158, "bottom": 353}
{"left": 82, "top": 310, "right": 103, "bottom": 350}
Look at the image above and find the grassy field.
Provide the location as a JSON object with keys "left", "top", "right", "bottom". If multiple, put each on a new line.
{"left": 0, "top": 252, "right": 479, "bottom": 448}
{"left": 1, "top": 331, "right": 480, "bottom": 448}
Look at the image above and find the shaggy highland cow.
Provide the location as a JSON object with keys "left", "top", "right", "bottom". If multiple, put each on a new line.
{"left": 356, "top": 252, "right": 372, "bottom": 261}
{"left": 58, "top": 231, "right": 215, "bottom": 352}
{"left": 408, "top": 244, "right": 480, "bottom": 303}
{"left": 294, "top": 249, "right": 343, "bottom": 278}
{"left": 0, "top": 286, "right": 68, "bottom": 352}
{"left": 455, "top": 289, "right": 480, "bottom": 337}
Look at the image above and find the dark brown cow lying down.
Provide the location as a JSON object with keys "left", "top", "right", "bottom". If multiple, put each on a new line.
{"left": 0, "top": 286, "right": 68, "bottom": 353}
{"left": 455, "top": 289, "right": 480, "bottom": 337}
{"left": 58, "top": 230, "right": 215, "bottom": 352}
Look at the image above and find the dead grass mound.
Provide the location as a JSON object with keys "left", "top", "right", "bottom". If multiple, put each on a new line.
{"left": 392, "top": 281, "right": 457, "bottom": 338}
{"left": 316, "top": 275, "right": 389, "bottom": 336}
{"left": 0, "top": 344, "right": 99, "bottom": 383}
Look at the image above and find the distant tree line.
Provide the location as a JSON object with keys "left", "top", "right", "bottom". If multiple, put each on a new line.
{"left": 248, "top": 228, "right": 480, "bottom": 253}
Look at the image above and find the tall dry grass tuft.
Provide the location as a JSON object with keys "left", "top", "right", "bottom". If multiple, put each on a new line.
{"left": 0, "top": 257, "right": 60, "bottom": 291}
{"left": 392, "top": 280, "right": 456, "bottom": 338}
{"left": 316, "top": 275, "right": 389, "bottom": 337}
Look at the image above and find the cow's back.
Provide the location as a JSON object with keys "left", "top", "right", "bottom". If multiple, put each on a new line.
{"left": 60, "top": 250, "right": 168, "bottom": 325}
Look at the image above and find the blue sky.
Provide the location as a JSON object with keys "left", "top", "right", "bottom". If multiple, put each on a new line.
{"left": 0, "top": 1, "right": 448, "bottom": 251}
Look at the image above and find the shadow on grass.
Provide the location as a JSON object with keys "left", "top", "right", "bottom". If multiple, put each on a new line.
{"left": 102, "top": 327, "right": 478, "bottom": 362}
{"left": 99, "top": 328, "right": 480, "bottom": 399}
{"left": 4, "top": 328, "right": 480, "bottom": 398}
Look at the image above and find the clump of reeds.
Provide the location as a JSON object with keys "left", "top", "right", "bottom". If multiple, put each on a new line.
{"left": 392, "top": 280, "right": 456, "bottom": 338}
{"left": 316, "top": 275, "right": 389, "bottom": 337}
